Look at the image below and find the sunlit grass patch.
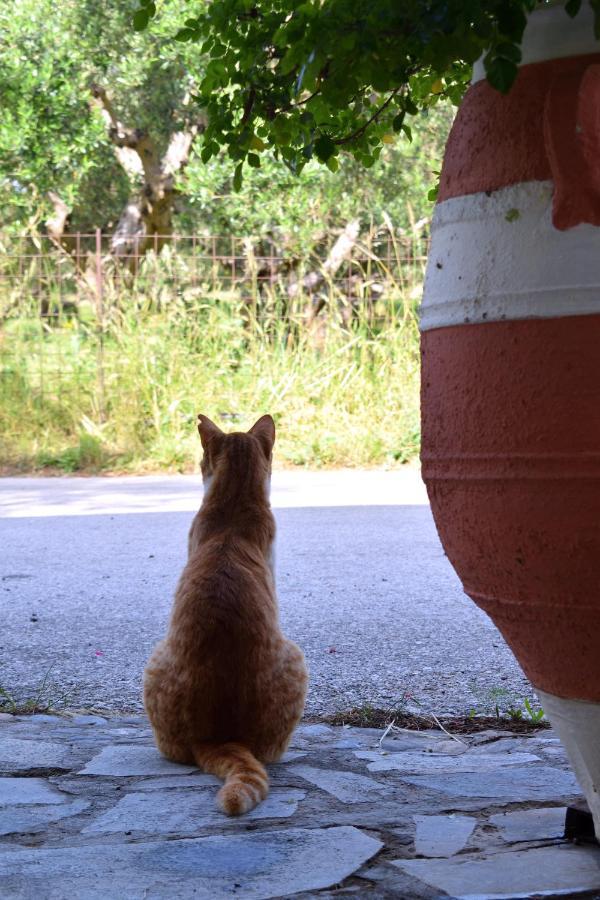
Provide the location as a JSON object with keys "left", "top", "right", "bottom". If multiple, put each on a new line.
{"left": 1, "top": 250, "right": 422, "bottom": 473}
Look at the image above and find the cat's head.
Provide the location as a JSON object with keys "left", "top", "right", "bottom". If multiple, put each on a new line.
{"left": 197, "top": 414, "right": 275, "bottom": 487}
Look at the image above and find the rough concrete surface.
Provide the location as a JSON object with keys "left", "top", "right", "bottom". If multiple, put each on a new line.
{"left": 0, "top": 470, "right": 533, "bottom": 717}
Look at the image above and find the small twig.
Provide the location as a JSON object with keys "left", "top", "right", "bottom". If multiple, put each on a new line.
{"left": 378, "top": 719, "right": 395, "bottom": 749}
{"left": 429, "top": 711, "right": 468, "bottom": 746}
{"left": 290, "top": 86, "right": 322, "bottom": 108}
{"left": 388, "top": 725, "right": 433, "bottom": 739}
{"left": 50, "top": 689, "right": 73, "bottom": 710}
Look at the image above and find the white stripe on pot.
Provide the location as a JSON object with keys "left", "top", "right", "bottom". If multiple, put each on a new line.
{"left": 419, "top": 181, "right": 600, "bottom": 332}
{"left": 537, "top": 689, "right": 600, "bottom": 839}
{"left": 472, "top": 2, "right": 599, "bottom": 84}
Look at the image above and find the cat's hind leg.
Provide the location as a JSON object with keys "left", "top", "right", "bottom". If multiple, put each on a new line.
{"left": 143, "top": 641, "right": 195, "bottom": 765}
{"left": 256, "top": 639, "right": 308, "bottom": 763}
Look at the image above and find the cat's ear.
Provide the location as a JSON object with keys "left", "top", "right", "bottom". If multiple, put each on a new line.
{"left": 249, "top": 414, "right": 275, "bottom": 458}
{"left": 197, "top": 414, "right": 224, "bottom": 452}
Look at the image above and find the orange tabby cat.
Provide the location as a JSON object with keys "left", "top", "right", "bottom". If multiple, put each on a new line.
{"left": 143, "top": 414, "right": 308, "bottom": 816}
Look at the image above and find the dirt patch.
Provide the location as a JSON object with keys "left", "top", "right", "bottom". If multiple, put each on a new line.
{"left": 317, "top": 706, "right": 550, "bottom": 734}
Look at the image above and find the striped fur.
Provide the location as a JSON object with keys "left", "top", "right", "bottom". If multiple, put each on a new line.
{"left": 143, "top": 414, "right": 308, "bottom": 816}
{"left": 194, "top": 742, "right": 269, "bottom": 815}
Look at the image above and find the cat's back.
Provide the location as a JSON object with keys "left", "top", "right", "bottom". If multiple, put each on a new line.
{"left": 171, "top": 532, "right": 277, "bottom": 644}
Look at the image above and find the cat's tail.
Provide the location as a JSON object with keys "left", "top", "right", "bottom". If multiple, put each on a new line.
{"left": 193, "top": 742, "right": 269, "bottom": 816}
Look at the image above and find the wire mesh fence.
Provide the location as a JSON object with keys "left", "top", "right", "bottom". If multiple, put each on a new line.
{"left": 0, "top": 228, "right": 428, "bottom": 418}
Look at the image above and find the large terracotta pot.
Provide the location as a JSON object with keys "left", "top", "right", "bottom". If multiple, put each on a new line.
{"left": 420, "top": 2, "right": 600, "bottom": 835}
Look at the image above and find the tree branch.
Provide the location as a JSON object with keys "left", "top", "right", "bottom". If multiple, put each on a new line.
{"left": 288, "top": 219, "right": 360, "bottom": 299}
{"left": 240, "top": 87, "right": 256, "bottom": 127}
{"left": 161, "top": 126, "right": 200, "bottom": 178}
{"left": 334, "top": 88, "right": 401, "bottom": 146}
{"left": 89, "top": 83, "right": 160, "bottom": 181}
{"left": 45, "top": 191, "right": 72, "bottom": 247}
{"left": 45, "top": 192, "right": 99, "bottom": 294}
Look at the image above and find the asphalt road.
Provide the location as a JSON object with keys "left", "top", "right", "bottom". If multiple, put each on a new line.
{"left": 0, "top": 470, "right": 533, "bottom": 717}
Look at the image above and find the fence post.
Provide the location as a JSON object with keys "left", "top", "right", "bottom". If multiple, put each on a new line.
{"left": 95, "top": 228, "right": 106, "bottom": 422}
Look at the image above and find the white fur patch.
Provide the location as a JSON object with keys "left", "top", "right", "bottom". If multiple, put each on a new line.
{"left": 202, "top": 473, "right": 213, "bottom": 499}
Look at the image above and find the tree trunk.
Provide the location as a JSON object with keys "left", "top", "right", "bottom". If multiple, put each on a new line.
{"left": 288, "top": 219, "right": 361, "bottom": 339}
{"left": 46, "top": 84, "right": 204, "bottom": 277}
{"left": 288, "top": 219, "right": 361, "bottom": 304}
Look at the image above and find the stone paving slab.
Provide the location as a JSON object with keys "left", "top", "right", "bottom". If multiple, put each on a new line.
{"left": 0, "top": 737, "right": 73, "bottom": 773}
{"left": 78, "top": 744, "right": 199, "bottom": 776}
{"left": 413, "top": 814, "right": 476, "bottom": 858}
{"left": 0, "top": 777, "right": 65, "bottom": 806}
{"left": 289, "top": 764, "right": 391, "bottom": 804}
{"left": 0, "top": 826, "right": 383, "bottom": 899}
{"left": 133, "top": 773, "right": 221, "bottom": 790}
{"left": 356, "top": 750, "right": 541, "bottom": 773}
{"left": 396, "top": 766, "right": 579, "bottom": 802}
{"left": 0, "top": 712, "right": 598, "bottom": 899}
{"left": 0, "top": 799, "right": 90, "bottom": 837}
{"left": 489, "top": 807, "right": 567, "bottom": 843}
{"left": 393, "top": 845, "right": 600, "bottom": 898}
{"left": 82, "top": 788, "right": 307, "bottom": 834}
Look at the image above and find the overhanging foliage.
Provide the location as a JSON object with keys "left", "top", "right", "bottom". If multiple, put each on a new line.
{"left": 133, "top": 0, "right": 596, "bottom": 181}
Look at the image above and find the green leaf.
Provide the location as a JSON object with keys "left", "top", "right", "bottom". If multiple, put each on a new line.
{"left": 447, "top": 83, "right": 467, "bottom": 105}
{"left": 296, "top": 2, "right": 316, "bottom": 17}
{"left": 565, "top": 0, "right": 582, "bottom": 16}
{"left": 314, "top": 133, "right": 336, "bottom": 162}
{"left": 325, "top": 156, "right": 339, "bottom": 172}
{"left": 247, "top": 152, "right": 261, "bottom": 168}
{"left": 427, "top": 185, "right": 439, "bottom": 202}
{"left": 485, "top": 56, "right": 518, "bottom": 94}
{"left": 175, "top": 28, "right": 195, "bottom": 42}
{"left": 122, "top": 0, "right": 534, "bottom": 176}
{"left": 132, "top": 9, "right": 149, "bottom": 31}
{"left": 392, "top": 112, "right": 405, "bottom": 132}
{"left": 401, "top": 124, "right": 412, "bottom": 142}
{"left": 280, "top": 46, "right": 301, "bottom": 75}
{"left": 233, "top": 161, "right": 243, "bottom": 191}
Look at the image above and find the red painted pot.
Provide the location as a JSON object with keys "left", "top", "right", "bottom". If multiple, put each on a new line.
{"left": 420, "top": 2, "right": 600, "bottom": 833}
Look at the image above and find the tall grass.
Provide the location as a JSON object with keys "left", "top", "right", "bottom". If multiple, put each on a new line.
{"left": 0, "top": 233, "right": 423, "bottom": 472}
